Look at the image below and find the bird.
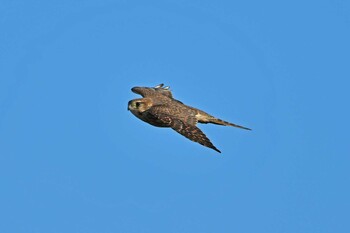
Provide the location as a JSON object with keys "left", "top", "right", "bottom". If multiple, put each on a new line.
{"left": 128, "top": 84, "right": 250, "bottom": 153}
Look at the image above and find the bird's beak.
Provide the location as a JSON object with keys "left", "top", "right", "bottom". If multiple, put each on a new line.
{"left": 127, "top": 101, "right": 132, "bottom": 111}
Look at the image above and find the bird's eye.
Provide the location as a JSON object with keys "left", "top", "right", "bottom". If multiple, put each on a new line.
{"left": 135, "top": 102, "right": 141, "bottom": 108}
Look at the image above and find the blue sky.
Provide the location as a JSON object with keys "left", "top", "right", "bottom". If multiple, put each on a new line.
{"left": 1, "top": 1, "right": 349, "bottom": 232}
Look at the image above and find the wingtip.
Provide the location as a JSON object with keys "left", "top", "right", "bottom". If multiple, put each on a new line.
{"left": 131, "top": 87, "right": 138, "bottom": 93}
{"left": 212, "top": 147, "right": 221, "bottom": 153}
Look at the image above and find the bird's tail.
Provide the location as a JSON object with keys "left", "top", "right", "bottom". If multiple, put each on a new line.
{"left": 194, "top": 109, "right": 251, "bottom": 130}
{"left": 208, "top": 117, "right": 251, "bottom": 130}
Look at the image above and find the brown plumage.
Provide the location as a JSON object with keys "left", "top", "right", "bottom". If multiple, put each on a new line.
{"left": 128, "top": 84, "right": 250, "bottom": 153}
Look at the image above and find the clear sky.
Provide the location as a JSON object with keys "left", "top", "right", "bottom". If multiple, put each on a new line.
{"left": 1, "top": 1, "right": 349, "bottom": 232}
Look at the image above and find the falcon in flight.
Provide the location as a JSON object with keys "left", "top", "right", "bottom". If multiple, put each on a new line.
{"left": 128, "top": 84, "right": 250, "bottom": 153}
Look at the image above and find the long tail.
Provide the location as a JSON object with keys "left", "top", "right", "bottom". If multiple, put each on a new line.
{"left": 209, "top": 118, "right": 251, "bottom": 130}
{"left": 193, "top": 109, "right": 251, "bottom": 130}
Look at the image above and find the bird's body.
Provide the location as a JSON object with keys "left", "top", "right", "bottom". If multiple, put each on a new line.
{"left": 128, "top": 84, "right": 250, "bottom": 153}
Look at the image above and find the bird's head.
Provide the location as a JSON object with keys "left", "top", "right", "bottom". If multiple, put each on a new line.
{"left": 127, "top": 98, "right": 152, "bottom": 113}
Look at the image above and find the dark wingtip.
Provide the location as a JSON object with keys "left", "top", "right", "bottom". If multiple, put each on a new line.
{"left": 131, "top": 87, "right": 138, "bottom": 92}
{"left": 212, "top": 146, "right": 221, "bottom": 153}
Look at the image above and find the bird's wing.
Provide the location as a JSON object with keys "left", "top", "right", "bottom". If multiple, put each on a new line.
{"left": 169, "top": 118, "right": 221, "bottom": 153}
{"left": 131, "top": 87, "right": 154, "bottom": 97}
{"left": 131, "top": 84, "right": 183, "bottom": 103}
{"left": 153, "top": 84, "right": 184, "bottom": 104}
{"left": 146, "top": 106, "right": 220, "bottom": 153}
{"left": 142, "top": 105, "right": 177, "bottom": 126}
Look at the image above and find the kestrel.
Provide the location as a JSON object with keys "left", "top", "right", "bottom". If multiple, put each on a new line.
{"left": 128, "top": 84, "right": 250, "bottom": 153}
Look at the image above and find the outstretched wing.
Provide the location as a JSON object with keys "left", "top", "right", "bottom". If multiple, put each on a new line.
{"left": 131, "top": 84, "right": 182, "bottom": 102}
{"left": 145, "top": 106, "right": 220, "bottom": 153}
{"left": 170, "top": 118, "right": 221, "bottom": 153}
